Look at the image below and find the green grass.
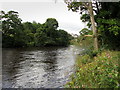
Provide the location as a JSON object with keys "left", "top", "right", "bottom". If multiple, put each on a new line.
{"left": 65, "top": 50, "right": 120, "bottom": 88}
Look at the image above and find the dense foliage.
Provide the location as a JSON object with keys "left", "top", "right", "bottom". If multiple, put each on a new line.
{"left": 65, "top": 1, "right": 120, "bottom": 50}
{"left": 88, "top": 2, "right": 120, "bottom": 50}
{"left": 65, "top": 1, "right": 120, "bottom": 88}
{"left": 96, "top": 2, "right": 120, "bottom": 50}
{"left": 1, "top": 11, "right": 72, "bottom": 48}
{"left": 1, "top": 11, "right": 25, "bottom": 47}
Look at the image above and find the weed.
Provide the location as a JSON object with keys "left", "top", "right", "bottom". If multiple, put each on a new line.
{"left": 65, "top": 51, "right": 120, "bottom": 88}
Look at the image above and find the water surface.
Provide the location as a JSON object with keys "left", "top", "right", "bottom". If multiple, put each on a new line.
{"left": 2, "top": 45, "right": 82, "bottom": 88}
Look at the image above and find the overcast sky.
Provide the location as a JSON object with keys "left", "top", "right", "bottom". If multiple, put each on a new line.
{"left": 1, "top": 0, "right": 87, "bottom": 34}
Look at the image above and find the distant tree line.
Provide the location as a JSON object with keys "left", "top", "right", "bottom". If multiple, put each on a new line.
{"left": 1, "top": 11, "right": 73, "bottom": 48}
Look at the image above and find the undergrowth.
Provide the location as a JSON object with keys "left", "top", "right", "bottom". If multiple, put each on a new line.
{"left": 65, "top": 50, "right": 120, "bottom": 88}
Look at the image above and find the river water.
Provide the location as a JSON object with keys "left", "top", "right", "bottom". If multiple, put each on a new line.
{"left": 2, "top": 45, "right": 82, "bottom": 88}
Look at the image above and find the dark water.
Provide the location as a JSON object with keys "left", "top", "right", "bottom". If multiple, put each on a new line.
{"left": 2, "top": 45, "right": 82, "bottom": 88}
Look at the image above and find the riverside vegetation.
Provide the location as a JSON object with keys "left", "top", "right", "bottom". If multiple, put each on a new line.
{"left": 66, "top": 29, "right": 120, "bottom": 88}
{"left": 65, "top": 1, "right": 120, "bottom": 88}
{"left": 1, "top": 11, "right": 73, "bottom": 48}
{"left": 65, "top": 43, "right": 120, "bottom": 88}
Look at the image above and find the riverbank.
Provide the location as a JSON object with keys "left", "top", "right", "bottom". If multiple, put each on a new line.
{"left": 65, "top": 50, "right": 120, "bottom": 88}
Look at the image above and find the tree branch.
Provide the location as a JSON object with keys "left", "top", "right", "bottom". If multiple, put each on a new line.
{"left": 84, "top": 35, "right": 93, "bottom": 37}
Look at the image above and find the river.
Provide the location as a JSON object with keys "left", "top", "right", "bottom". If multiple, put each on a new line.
{"left": 2, "top": 45, "right": 83, "bottom": 88}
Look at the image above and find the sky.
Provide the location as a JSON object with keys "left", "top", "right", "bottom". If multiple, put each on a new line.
{"left": 1, "top": 0, "right": 87, "bottom": 34}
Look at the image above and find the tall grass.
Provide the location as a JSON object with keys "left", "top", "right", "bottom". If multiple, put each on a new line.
{"left": 65, "top": 50, "right": 120, "bottom": 88}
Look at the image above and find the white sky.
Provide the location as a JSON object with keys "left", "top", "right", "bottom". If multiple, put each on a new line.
{"left": 1, "top": 0, "right": 87, "bottom": 34}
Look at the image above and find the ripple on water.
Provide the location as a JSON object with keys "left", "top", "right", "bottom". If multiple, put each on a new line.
{"left": 2, "top": 45, "right": 82, "bottom": 88}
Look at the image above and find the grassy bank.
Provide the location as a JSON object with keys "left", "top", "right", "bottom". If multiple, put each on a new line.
{"left": 65, "top": 50, "right": 120, "bottom": 88}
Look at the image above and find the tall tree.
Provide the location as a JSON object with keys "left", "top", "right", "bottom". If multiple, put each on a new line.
{"left": 64, "top": 0, "right": 99, "bottom": 51}
{"left": 1, "top": 10, "right": 25, "bottom": 47}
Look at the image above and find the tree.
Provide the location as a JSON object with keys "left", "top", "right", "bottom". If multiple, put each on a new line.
{"left": 35, "top": 18, "right": 70, "bottom": 46}
{"left": 56, "top": 29, "right": 70, "bottom": 46}
{"left": 64, "top": 1, "right": 120, "bottom": 50}
{"left": 23, "top": 22, "right": 36, "bottom": 33}
{"left": 96, "top": 2, "right": 120, "bottom": 50}
{"left": 1, "top": 10, "right": 71, "bottom": 47}
{"left": 64, "top": 0, "right": 99, "bottom": 51}
{"left": 79, "top": 28, "right": 92, "bottom": 36}
{"left": 45, "top": 18, "right": 58, "bottom": 30}
{"left": 35, "top": 27, "right": 49, "bottom": 46}
{"left": 1, "top": 10, "right": 25, "bottom": 47}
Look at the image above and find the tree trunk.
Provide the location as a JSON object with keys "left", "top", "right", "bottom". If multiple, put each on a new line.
{"left": 88, "top": 2, "right": 99, "bottom": 51}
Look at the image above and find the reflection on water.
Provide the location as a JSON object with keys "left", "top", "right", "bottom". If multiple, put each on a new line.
{"left": 2, "top": 45, "right": 82, "bottom": 88}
